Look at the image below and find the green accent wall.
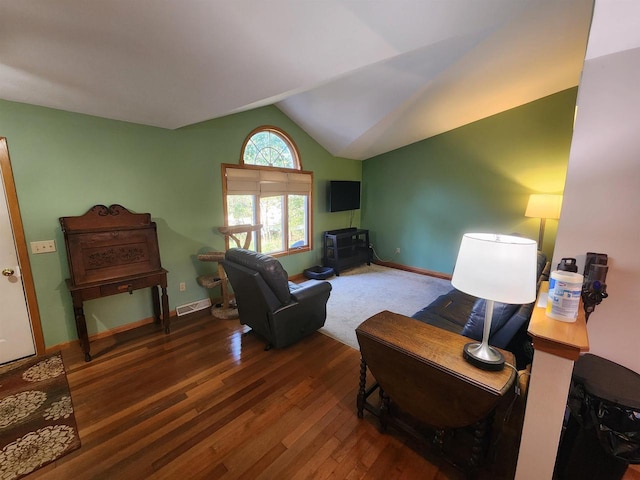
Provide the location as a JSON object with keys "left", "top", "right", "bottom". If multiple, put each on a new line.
{"left": 362, "top": 88, "right": 578, "bottom": 274}
{"left": 0, "top": 100, "right": 360, "bottom": 347}
{"left": 1, "top": 88, "right": 577, "bottom": 348}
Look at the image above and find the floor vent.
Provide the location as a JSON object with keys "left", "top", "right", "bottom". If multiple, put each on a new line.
{"left": 176, "top": 298, "right": 212, "bottom": 317}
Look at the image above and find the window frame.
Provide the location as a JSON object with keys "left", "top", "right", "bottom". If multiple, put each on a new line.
{"left": 240, "top": 125, "right": 301, "bottom": 170}
{"left": 221, "top": 127, "right": 313, "bottom": 257}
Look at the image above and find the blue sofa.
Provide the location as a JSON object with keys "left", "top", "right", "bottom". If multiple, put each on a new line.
{"left": 412, "top": 252, "right": 549, "bottom": 368}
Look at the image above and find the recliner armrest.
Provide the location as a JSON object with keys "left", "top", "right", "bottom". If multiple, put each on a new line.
{"left": 291, "top": 282, "right": 331, "bottom": 302}
{"left": 290, "top": 281, "right": 332, "bottom": 303}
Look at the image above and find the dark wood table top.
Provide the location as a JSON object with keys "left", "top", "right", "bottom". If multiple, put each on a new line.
{"left": 356, "top": 310, "right": 516, "bottom": 428}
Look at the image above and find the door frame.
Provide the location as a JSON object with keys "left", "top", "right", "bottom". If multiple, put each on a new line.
{"left": 0, "top": 137, "right": 45, "bottom": 354}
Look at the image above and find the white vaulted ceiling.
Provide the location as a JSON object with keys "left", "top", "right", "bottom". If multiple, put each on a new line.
{"left": 0, "top": 1, "right": 594, "bottom": 160}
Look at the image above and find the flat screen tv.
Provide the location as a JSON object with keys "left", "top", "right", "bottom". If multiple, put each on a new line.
{"left": 329, "top": 180, "right": 361, "bottom": 212}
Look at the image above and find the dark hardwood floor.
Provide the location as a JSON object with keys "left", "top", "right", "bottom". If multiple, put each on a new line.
{"left": 24, "top": 310, "right": 640, "bottom": 480}
{"left": 29, "top": 313, "right": 527, "bottom": 479}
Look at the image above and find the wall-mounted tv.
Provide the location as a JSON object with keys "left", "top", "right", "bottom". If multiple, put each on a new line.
{"left": 329, "top": 180, "right": 361, "bottom": 212}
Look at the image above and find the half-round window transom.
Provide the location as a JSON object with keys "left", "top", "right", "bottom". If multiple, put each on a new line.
{"left": 242, "top": 128, "right": 299, "bottom": 169}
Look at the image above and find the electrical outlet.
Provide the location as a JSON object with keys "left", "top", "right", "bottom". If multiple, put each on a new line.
{"left": 30, "top": 240, "right": 57, "bottom": 254}
{"left": 179, "top": 282, "right": 186, "bottom": 292}
{"left": 395, "top": 247, "right": 400, "bottom": 254}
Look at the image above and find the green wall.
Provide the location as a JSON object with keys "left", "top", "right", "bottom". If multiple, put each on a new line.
{"left": 362, "top": 88, "right": 578, "bottom": 274}
{"left": 1, "top": 88, "right": 577, "bottom": 348}
{"left": 0, "top": 100, "right": 361, "bottom": 347}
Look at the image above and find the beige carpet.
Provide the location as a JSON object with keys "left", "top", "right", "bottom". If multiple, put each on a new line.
{"left": 318, "top": 263, "right": 453, "bottom": 349}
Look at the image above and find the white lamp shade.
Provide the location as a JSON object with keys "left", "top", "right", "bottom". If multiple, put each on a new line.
{"left": 524, "top": 194, "right": 563, "bottom": 220}
{"left": 451, "top": 233, "right": 537, "bottom": 304}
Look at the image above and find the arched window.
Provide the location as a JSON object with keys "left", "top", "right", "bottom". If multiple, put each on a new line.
{"left": 222, "top": 126, "right": 312, "bottom": 255}
{"left": 242, "top": 127, "right": 300, "bottom": 169}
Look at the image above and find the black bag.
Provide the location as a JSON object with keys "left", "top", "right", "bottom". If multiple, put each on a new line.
{"left": 568, "top": 381, "right": 640, "bottom": 462}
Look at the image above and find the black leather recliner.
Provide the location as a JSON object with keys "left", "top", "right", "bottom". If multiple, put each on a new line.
{"left": 222, "top": 248, "right": 332, "bottom": 349}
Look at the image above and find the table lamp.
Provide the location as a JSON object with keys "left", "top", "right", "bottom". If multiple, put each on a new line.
{"left": 451, "top": 233, "right": 537, "bottom": 370}
{"left": 524, "top": 194, "right": 563, "bottom": 247}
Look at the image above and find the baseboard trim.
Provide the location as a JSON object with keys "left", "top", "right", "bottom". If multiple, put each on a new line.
{"left": 372, "top": 260, "right": 452, "bottom": 281}
{"left": 291, "top": 262, "right": 451, "bottom": 283}
{"left": 45, "top": 310, "right": 179, "bottom": 355}
{"left": 289, "top": 273, "right": 307, "bottom": 283}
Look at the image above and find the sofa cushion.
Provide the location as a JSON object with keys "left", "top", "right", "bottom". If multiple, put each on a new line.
{"left": 493, "top": 301, "right": 535, "bottom": 349}
{"left": 412, "top": 289, "right": 476, "bottom": 331}
{"left": 461, "top": 299, "right": 520, "bottom": 342}
{"left": 225, "top": 248, "right": 291, "bottom": 305}
{"left": 412, "top": 250, "right": 548, "bottom": 367}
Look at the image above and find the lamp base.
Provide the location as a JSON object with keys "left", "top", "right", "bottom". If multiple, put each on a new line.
{"left": 463, "top": 342, "right": 505, "bottom": 371}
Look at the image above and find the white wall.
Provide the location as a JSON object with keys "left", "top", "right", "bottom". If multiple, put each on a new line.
{"left": 553, "top": 0, "right": 640, "bottom": 373}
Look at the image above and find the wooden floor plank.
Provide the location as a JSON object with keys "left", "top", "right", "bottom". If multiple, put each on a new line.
{"left": 27, "top": 313, "right": 529, "bottom": 480}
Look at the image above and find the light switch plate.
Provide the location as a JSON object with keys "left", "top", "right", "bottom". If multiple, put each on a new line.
{"left": 31, "top": 240, "right": 57, "bottom": 254}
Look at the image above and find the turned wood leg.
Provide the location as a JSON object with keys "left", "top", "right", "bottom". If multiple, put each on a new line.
{"left": 161, "top": 285, "right": 170, "bottom": 333}
{"left": 469, "top": 412, "right": 494, "bottom": 468}
{"left": 379, "top": 389, "right": 390, "bottom": 433}
{"left": 72, "top": 299, "right": 91, "bottom": 362}
{"left": 357, "top": 357, "right": 367, "bottom": 418}
{"left": 151, "top": 285, "right": 161, "bottom": 324}
{"left": 433, "top": 429, "right": 446, "bottom": 455}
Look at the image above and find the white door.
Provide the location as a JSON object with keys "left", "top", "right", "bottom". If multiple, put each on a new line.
{"left": 0, "top": 143, "right": 36, "bottom": 364}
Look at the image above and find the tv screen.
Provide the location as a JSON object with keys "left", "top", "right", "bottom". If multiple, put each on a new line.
{"left": 329, "top": 181, "right": 361, "bottom": 212}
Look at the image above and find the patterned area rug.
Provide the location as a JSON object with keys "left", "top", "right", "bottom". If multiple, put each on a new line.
{"left": 0, "top": 353, "right": 80, "bottom": 480}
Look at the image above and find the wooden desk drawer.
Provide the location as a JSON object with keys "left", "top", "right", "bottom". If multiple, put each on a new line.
{"left": 100, "top": 277, "right": 153, "bottom": 296}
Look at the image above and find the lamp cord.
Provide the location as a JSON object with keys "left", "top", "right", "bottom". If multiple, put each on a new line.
{"left": 502, "top": 362, "right": 530, "bottom": 424}
{"left": 490, "top": 361, "right": 525, "bottom": 463}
